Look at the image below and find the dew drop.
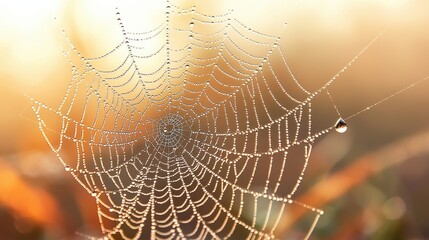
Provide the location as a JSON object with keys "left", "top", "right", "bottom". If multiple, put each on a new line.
{"left": 189, "top": 22, "right": 195, "bottom": 27}
{"left": 335, "top": 118, "right": 347, "bottom": 133}
{"left": 65, "top": 165, "right": 70, "bottom": 171}
{"left": 91, "top": 190, "right": 97, "bottom": 197}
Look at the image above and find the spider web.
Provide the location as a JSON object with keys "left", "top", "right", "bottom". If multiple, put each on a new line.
{"left": 28, "top": 2, "right": 374, "bottom": 239}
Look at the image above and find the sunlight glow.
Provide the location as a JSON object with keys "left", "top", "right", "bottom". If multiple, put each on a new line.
{"left": 0, "top": 0, "right": 65, "bottom": 86}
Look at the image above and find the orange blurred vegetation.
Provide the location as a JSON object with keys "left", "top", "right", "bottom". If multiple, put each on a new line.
{"left": 1, "top": 0, "right": 429, "bottom": 239}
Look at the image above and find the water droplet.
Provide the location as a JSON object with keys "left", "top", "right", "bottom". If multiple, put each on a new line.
{"left": 91, "top": 190, "right": 97, "bottom": 197}
{"left": 185, "top": 64, "right": 190, "bottom": 69}
{"left": 335, "top": 118, "right": 347, "bottom": 133}
{"left": 65, "top": 165, "right": 70, "bottom": 171}
{"left": 189, "top": 22, "right": 195, "bottom": 27}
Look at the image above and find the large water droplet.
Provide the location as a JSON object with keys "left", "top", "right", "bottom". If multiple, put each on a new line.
{"left": 335, "top": 118, "right": 347, "bottom": 133}
{"left": 65, "top": 165, "right": 70, "bottom": 171}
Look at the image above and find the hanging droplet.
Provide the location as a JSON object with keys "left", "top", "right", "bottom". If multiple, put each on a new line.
{"left": 91, "top": 190, "right": 97, "bottom": 197}
{"left": 335, "top": 118, "right": 347, "bottom": 133}
{"left": 189, "top": 22, "right": 195, "bottom": 27}
{"left": 65, "top": 165, "right": 70, "bottom": 172}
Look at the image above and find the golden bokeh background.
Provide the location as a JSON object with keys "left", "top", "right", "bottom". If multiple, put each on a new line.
{"left": 0, "top": 0, "right": 429, "bottom": 239}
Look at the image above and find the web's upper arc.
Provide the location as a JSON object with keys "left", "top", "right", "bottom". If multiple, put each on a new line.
{"left": 27, "top": 2, "right": 358, "bottom": 239}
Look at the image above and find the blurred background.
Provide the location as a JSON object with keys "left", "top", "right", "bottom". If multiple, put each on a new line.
{"left": 1, "top": 0, "right": 429, "bottom": 239}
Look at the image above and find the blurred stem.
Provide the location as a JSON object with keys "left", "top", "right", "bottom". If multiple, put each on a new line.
{"left": 276, "top": 129, "right": 429, "bottom": 235}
